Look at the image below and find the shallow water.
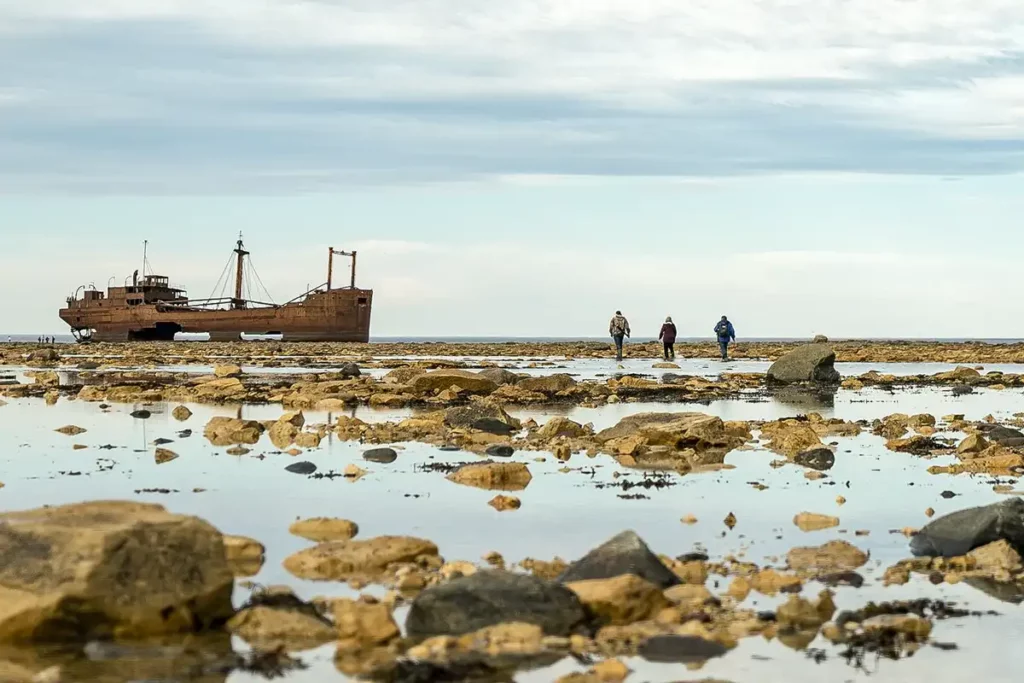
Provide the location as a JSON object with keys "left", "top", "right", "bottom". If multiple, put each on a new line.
{"left": 3, "top": 376, "right": 1024, "bottom": 681}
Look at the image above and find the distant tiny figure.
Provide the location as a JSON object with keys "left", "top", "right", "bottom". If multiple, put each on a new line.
{"left": 659, "top": 316, "right": 677, "bottom": 360}
{"left": 37, "top": 336, "right": 41, "bottom": 343}
{"left": 714, "top": 315, "right": 736, "bottom": 360}
{"left": 609, "top": 310, "right": 631, "bottom": 361}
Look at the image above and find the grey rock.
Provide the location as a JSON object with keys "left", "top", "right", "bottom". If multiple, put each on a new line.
{"left": 338, "top": 363, "right": 361, "bottom": 379}
{"left": 638, "top": 634, "right": 729, "bottom": 663}
{"left": 444, "top": 403, "right": 521, "bottom": 436}
{"left": 285, "top": 461, "right": 317, "bottom": 475}
{"left": 812, "top": 335, "right": 829, "bottom": 343}
{"left": 911, "top": 498, "right": 1024, "bottom": 557}
{"left": 793, "top": 448, "right": 835, "bottom": 471}
{"left": 980, "top": 425, "right": 1024, "bottom": 445}
{"left": 130, "top": 410, "right": 152, "bottom": 419}
{"left": 405, "top": 570, "right": 587, "bottom": 638}
{"left": 766, "top": 344, "right": 841, "bottom": 384}
{"left": 556, "top": 530, "right": 679, "bottom": 588}
{"left": 476, "top": 368, "right": 521, "bottom": 386}
{"left": 485, "top": 444, "right": 515, "bottom": 458}
{"left": 363, "top": 447, "right": 398, "bottom": 464}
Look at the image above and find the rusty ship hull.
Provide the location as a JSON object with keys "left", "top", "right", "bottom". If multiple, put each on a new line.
{"left": 59, "top": 241, "right": 372, "bottom": 342}
{"left": 59, "top": 289, "right": 372, "bottom": 342}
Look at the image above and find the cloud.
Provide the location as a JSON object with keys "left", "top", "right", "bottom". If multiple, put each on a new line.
{"left": 2, "top": 0, "right": 1024, "bottom": 191}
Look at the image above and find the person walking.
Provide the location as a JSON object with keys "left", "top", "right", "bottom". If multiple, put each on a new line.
{"left": 659, "top": 316, "right": 677, "bottom": 360}
{"left": 609, "top": 310, "right": 630, "bottom": 361}
{"left": 714, "top": 315, "right": 736, "bottom": 360}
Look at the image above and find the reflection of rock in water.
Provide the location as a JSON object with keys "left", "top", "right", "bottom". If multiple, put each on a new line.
{"left": 771, "top": 385, "right": 838, "bottom": 411}
{"left": 963, "top": 577, "right": 1024, "bottom": 604}
{"left": 0, "top": 632, "right": 239, "bottom": 683}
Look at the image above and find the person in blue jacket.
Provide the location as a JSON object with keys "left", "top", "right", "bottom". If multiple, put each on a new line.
{"left": 714, "top": 316, "right": 736, "bottom": 360}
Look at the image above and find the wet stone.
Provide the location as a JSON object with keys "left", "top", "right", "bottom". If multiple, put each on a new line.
{"left": 637, "top": 634, "right": 729, "bottom": 663}
{"left": 485, "top": 444, "right": 515, "bottom": 458}
{"left": 363, "top": 447, "right": 398, "bottom": 464}
{"left": 793, "top": 448, "right": 835, "bottom": 471}
{"left": 557, "top": 531, "right": 680, "bottom": 589}
{"left": 285, "top": 461, "right": 317, "bottom": 475}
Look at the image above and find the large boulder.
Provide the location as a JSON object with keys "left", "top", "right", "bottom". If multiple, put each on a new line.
{"left": 444, "top": 402, "right": 521, "bottom": 435}
{"left": 766, "top": 344, "right": 840, "bottom": 384}
{"left": 596, "top": 413, "right": 743, "bottom": 453}
{"left": 477, "top": 368, "right": 521, "bottom": 386}
{"left": 283, "top": 536, "right": 438, "bottom": 581}
{"left": 405, "top": 570, "right": 587, "bottom": 638}
{"left": 446, "top": 462, "right": 532, "bottom": 491}
{"left": 410, "top": 370, "right": 498, "bottom": 395}
{"left": 911, "top": 498, "right": 1024, "bottom": 557}
{"left": 203, "top": 417, "right": 263, "bottom": 446}
{"left": 556, "top": 531, "right": 680, "bottom": 589}
{"left": 0, "top": 501, "right": 234, "bottom": 643}
{"left": 517, "top": 374, "right": 577, "bottom": 395}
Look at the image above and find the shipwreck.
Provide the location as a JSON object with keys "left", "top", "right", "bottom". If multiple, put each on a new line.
{"left": 59, "top": 238, "right": 372, "bottom": 342}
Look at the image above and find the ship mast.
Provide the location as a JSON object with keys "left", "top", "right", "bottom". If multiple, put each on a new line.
{"left": 233, "top": 233, "right": 249, "bottom": 309}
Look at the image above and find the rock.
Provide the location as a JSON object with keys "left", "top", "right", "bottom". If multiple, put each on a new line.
{"left": 958, "top": 434, "right": 990, "bottom": 455}
{"left": 0, "top": 501, "right": 233, "bottom": 642}
{"left": 984, "top": 425, "right": 1024, "bottom": 446}
{"left": 228, "top": 588, "right": 335, "bottom": 652}
{"left": 911, "top": 498, "right": 1024, "bottom": 557}
{"left": 28, "top": 349, "right": 59, "bottom": 362}
{"left": 557, "top": 531, "right": 680, "bottom": 589}
{"left": 652, "top": 362, "right": 680, "bottom": 369}
{"left": 285, "top": 461, "right": 317, "bottom": 475}
{"left": 410, "top": 370, "right": 498, "bottom": 395}
{"left": 813, "top": 335, "right": 829, "bottom": 343}
{"left": 289, "top": 518, "right": 360, "bottom": 542}
{"left": 538, "top": 417, "right": 589, "bottom": 440}
{"left": 565, "top": 574, "right": 667, "bottom": 626}
{"left": 203, "top": 417, "right": 263, "bottom": 446}
{"left": 338, "top": 362, "right": 362, "bottom": 379}
{"left": 517, "top": 374, "right": 577, "bottom": 394}
{"left": 968, "top": 539, "right": 1023, "bottom": 571}
{"left": 344, "top": 464, "right": 368, "bottom": 480}
{"left": 154, "top": 448, "right": 178, "bottom": 465}
{"left": 485, "top": 444, "right": 515, "bottom": 458}
{"left": 332, "top": 598, "right": 400, "bottom": 647}
{"left": 283, "top": 536, "right": 438, "bottom": 581}
{"left": 886, "top": 435, "right": 943, "bottom": 455}
{"left": 223, "top": 535, "right": 265, "bottom": 577}
{"left": 405, "top": 570, "right": 587, "bottom": 638}
{"left": 168, "top": 406, "right": 192, "bottom": 421}
{"left": 444, "top": 402, "right": 521, "bottom": 435}
{"left": 761, "top": 420, "right": 823, "bottom": 455}
{"left": 776, "top": 592, "right": 834, "bottom": 629}
{"left": 637, "top": 634, "right": 729, "bottom": 663}
{"left": 363, "top": 447, "right": 398, "bottom": 464}
{"left": 294, "top": 432, "right": 322, "bottom": 449}
{"left": 787, "top": 541, "right": 868, "bottom": 572}
{"left": 477, "top": 368, "right": 521, "bottom": 386}
{"left": 793, "top": 512, "right": 840, "bottom": 532}
{"left": 193, "top": 377, "right": 246, "bottom": 401}
{"left": 268, "top": 420, "right": 299, "bottom": 449}
{"left": 447, "top": 462, "right": 532, "bottom": 490}
{"left": 226, "top": 446, "right": 250, "bottom": 456}
{"left": 213, "top": 365, "right": 242, "bottom": 378}
{"left": 793, "top": 447, "right": 835, "bottom": 471}
{"left": 861, "top": 614, "right": 932, "bottom": 639}
{"left": 766, "top": 344, "right": 840, "bottom": 384}
{"left": 488, "top": 495, "right": 521, "bottom": 511}
{"left": 55, "top": 425, "right": 86, "bottom": 436}
{"left": 749, "top": 568, "right": 802, "bottom": 595}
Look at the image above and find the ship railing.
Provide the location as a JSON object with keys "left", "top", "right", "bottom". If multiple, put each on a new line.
{"left": 163, "top": 297, "right": 279, "bottom": 310}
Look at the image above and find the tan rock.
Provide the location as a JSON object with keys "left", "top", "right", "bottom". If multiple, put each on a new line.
{"left": 726, "top": 576, "right": 751, "bottom": 601}
{"left": 566, "top": 574, "right": 668, "bottom": 625}
{"left": 213, "top": 365, "right": 242, "bottom": 378}
{"left": 592, "top": 658, "right": 630, "bottom": 682}
{"left": 787, "top": 540, "right": 868, "bottom": 572}
{"left": 793, "top": 512, "right": 840, "bottom": 532}
{"left": 538, "top": 417, "right": 589, "bottom": 440}
{"left": 228, "top": 589, "right": 334, "bottom": 652}
{"left": 410, "top": 370, "right": 498, "bottom": 395}
{"left": 55, "top": 425, "right": 86, "bottom": 436}
{"left": 193, "top": 377, "right": 246, "bottom": 401}
{"left": 289, "top": 518, "right": 359, "bottom": 542}
{"left": 223, "top": 534, "right": 265, "bottom": 577}
{"left": 344, "top": 464, "right": 368, "bottom": 480}
{"left": 680, "top": 515, "right": 698, "bottom": 525}
{"left": 761, "top": 420, "right": 822, "bottom": 455}
{"left": 332, "top": 598, "right": 400, "bottom": 647}
{"left": 0, "top": 501, "right": 233, "bottom": 642}
{"left": 663, "top": 583, "right": 712, "bottom": 608}
{"left": 488, "top": 495, "right": 521, "bottom": 511}
{"left": 154, "top": 448, "right": 178, "bottom": 465}
{"left": 749, "top": 568, "right": 802, "bottom": 595}
{"left": 283, "top": 536, "right": 439, "bottom": 580}
{"left": 171, "top": 406, "right": 192, "bottom": 421}
{"left": 268, "top": 420, "right": 299, "bottom": 449}
{"left": 968, "top": 540, "right": 1022, "bottom": 571}
{"left": 861, "top": 614, "right": 932, "bottom": 639}
{"left": 776, "top": 591, "right": 835, "bottom": 629}
{"left": 447, "top": 462, "right": 532, "bottom": 490}
{"left": 294, "top": 431, "right": 321, "bottom": 449}
{"left": 957, "top": 434, "right": 990, "bottom": 455}
{"left": 203, "top": 417, "right": 263, "bottom": 446}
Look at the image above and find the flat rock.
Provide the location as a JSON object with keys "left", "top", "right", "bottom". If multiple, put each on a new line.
{"left": 55, "top": 425, "right": 86, "bottom": 436}
{"left": 485, "top": 444, "right": 515, "bottom": 458}
{"left": 289, "top": 518, "right": 360, "bottom": 542}
{"left": 517, "top": 374, "right": 577, "bottom": 394}
{"left": 444, "top": 402, "right": 521, "bottom": 435}
{"left": 410, "top": 370, "right": 498, "bottom": 395}
{"left": 566, "top": 574, "right": 667, "bottom": 626}
{"left": 767, "top": 344, "right": 841, "bottom": 384}
{"left": 476, "top": 368, "right": 521, "bottom": 386}
{"left": 154, "top": 448, "right": 179, "bottom": 465}
{"left": 363, "top": 447, "right": 398, "bottom": 464}
{"left": 447, "top": 462, "right": 532, "bottom": 491}
{"left": 283, "top": 536, "right": 438, "bottom": 580}
{"left": 793, "top": 448, "right": 835, "bottom": 471}
{"left": 787, "top": 540, "right": 868, "bottom": 572}
{"left": 911, "top": 498, "right": 1024, "bottom": 557}
{"left": 637, "top": 634, "right": 729, "bottom": 663}
{"left": 793, "top": 512, "right": 840, "bottom": 532}
{"left": 405, "top": 570, "right": 587, "bottom": 638}
{"left": 557, "top": 531, "right": 680, "bottom": 588}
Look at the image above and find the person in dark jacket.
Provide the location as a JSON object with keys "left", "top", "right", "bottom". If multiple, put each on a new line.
{"left": 609, "top": 311, "right": 630, "bottom": 361}
{"left": 659, "top": 316, "right": 677, "bottom": 360}
{"left": 714, "top": 316, "right": 736, "bottom": 360}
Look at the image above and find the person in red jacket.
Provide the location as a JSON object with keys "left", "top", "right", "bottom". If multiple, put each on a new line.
{"left": 659, "top": 316, "right": 677, "bottom": 360}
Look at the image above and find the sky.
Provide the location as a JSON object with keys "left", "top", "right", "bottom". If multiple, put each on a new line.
{"left": 2, "top": 0, "right": 1024, "bottom": 338}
